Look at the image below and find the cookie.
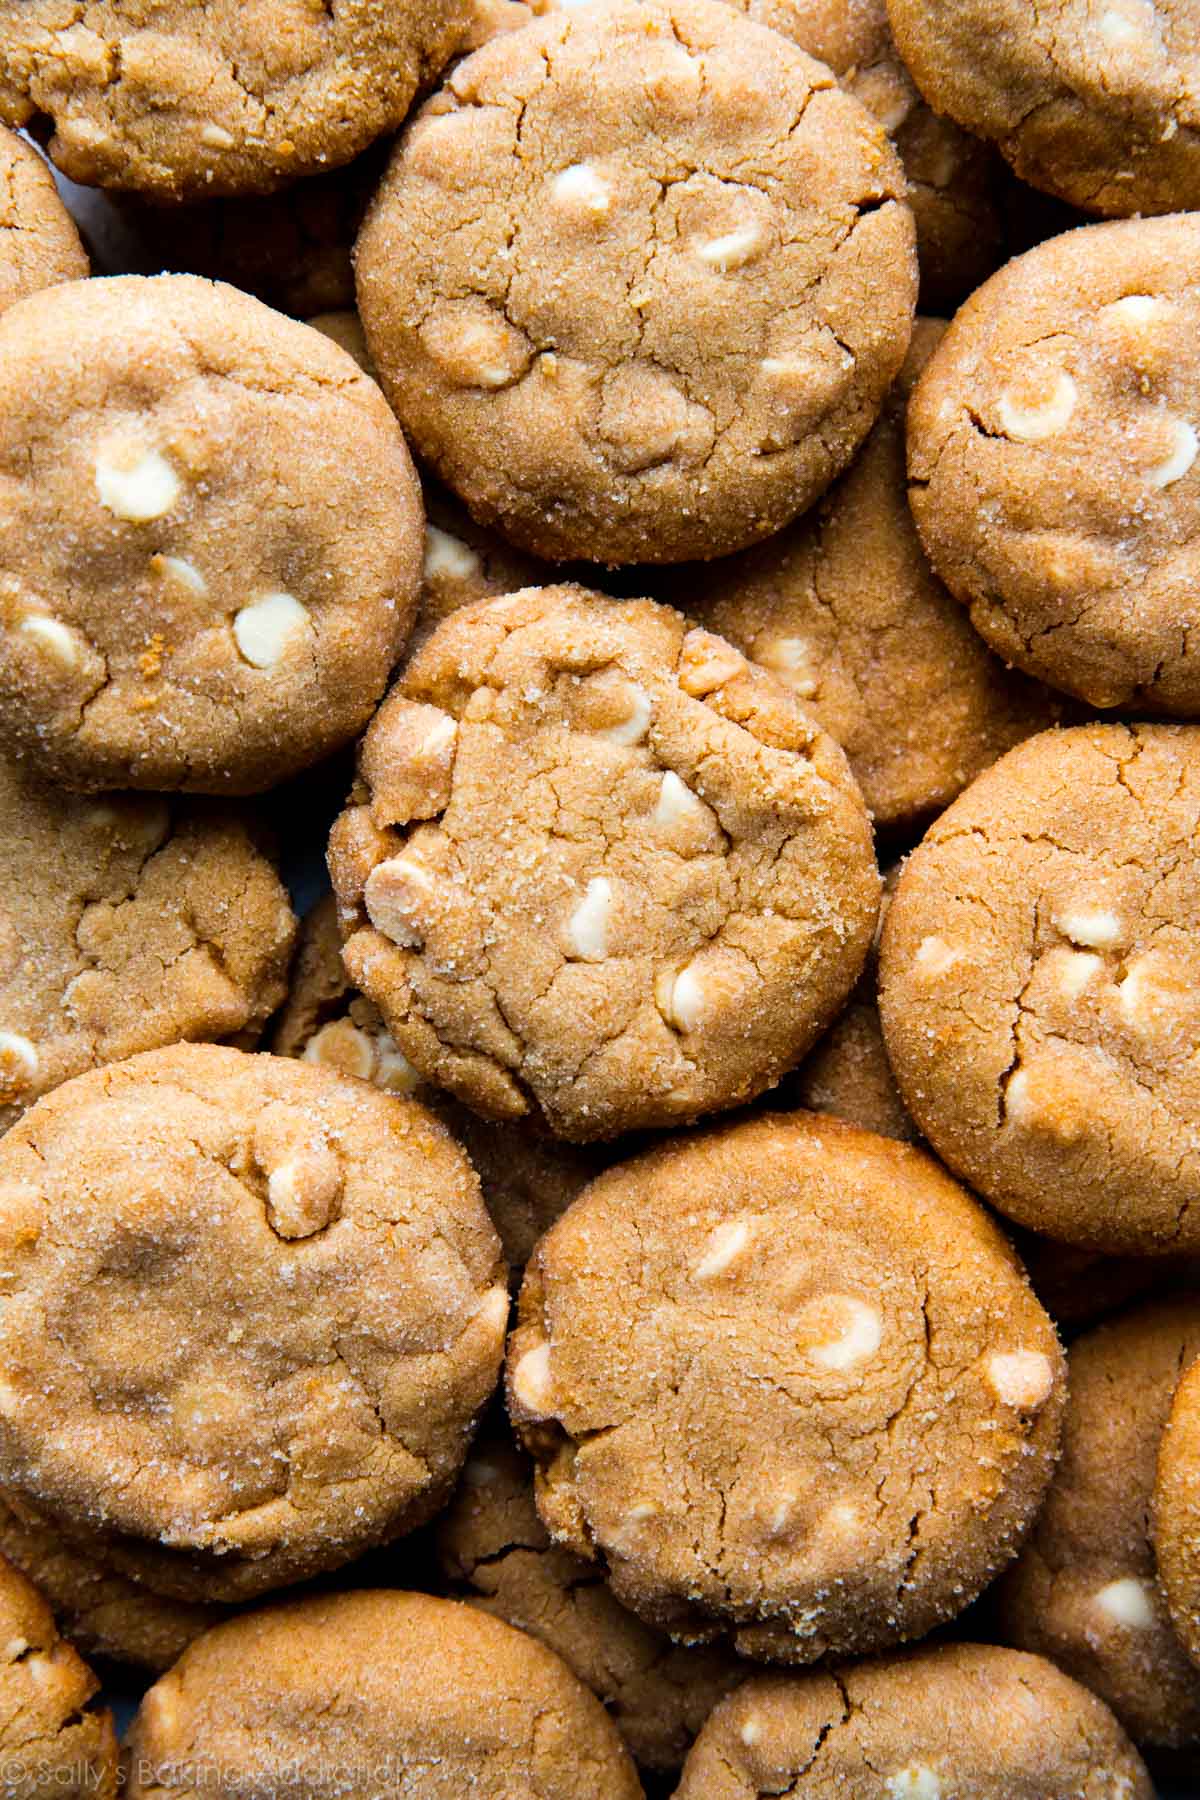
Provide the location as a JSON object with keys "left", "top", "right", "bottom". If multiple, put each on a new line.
{"left": 786, "top": 991, "right": 916, "bottom": 1142}
{"left": 272, "top": 896, "right": 603, "bottom": 1275}
{"left": 0, "top": 127, "right": 87, "bottom": 316}
{"left": 907, "top": 217, "right": 1200, "bottom": 713}
{"left": 417, "top": 485, "right": 544, "bottom": 645}
{"left": 0, "top": 1492, "right": 224, "bottom": 1674}
{"left": 437, "top": 1425, "right": 743, "bottom": 1770}
{"left": 1008, "top": 1236, "right": 1159, "bottom": 1334}
{"left": 888, "top": 0, "right": 1200, "bottom": 219}
{"left": 306, "top": 307, "right": 376, "bottom": 373}
{"left": 124, "top": 1590, "right": 643, "bottom": 1799}
{"left": 997, "top": 1297, "right": 1200, "bottom": 1748}
{"left": 0, "top": 1044, "right": 508, "bottom": 1602}
{"left": 0, "top": 2, "right": 469, "bottom": 200}
{"left": 879, "top": 723, "right": 1200, "bottom": 1253}
{"left": 0, "top": 273, "right": 424, "bottom": 794}
{"left": 0, "top": 1555, "right": 119, "bottom": 1800}
{"left": 355, "top": 0, "right": 916, "bottom": 565}
{"left": 1154, "top": 1351, "right": 1200, "bottom": 1671}
{"left": 673, "top": 1643, "right": 1153, "bottom": 1799}
{"left": 0, "top": 751, "right": 296, "bottom": 1130}
{"left": 680, "top": 320, "right": 1060, "bottom": 830}
{"left": 508, "top": 1112, "right": 1064, "bottom": 1661}
{"left": 328, "top": 585, "right": 879, "bottom": 1141}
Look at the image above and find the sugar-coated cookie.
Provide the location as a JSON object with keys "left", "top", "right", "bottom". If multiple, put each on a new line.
{"left": 509, "top": 1113, "right": 1063, "bottom": 1661}
{"left": 0, "top": 1554, "right": 119, "bottom": 1800}
{"left": 328, "top": 585, "right": 879, "bottom": 1140}
{"left": 0, "top": 127, "right": 87, "bottom": 316}
{"left": 1154, "top": 1351, "right": 1200, "bottom": 1671}
{"left": 356, "top": 0, "right": 916, "bottom": 564}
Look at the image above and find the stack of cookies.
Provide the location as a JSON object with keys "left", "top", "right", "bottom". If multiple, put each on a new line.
{"left": 0, "top": 0, "right": 1197, "bottom": 1793}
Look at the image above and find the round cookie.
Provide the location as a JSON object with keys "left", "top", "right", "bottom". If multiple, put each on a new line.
{"left": 997, "top": 1297, "right": 1200, "bottom": 1748}
{"left": 0, "top": 273, "right": 423, "bottom": 795}
{"left": 124, "top": 1590, "right": 643, "bottom": 1799}
{"left": 355, "top": 0, "right": 916, "bottom": 565}
{"left": 879, "top": 723, "right": 1200, "bottom": 1253}
{"left": 680, "top": 319, "right": 1060, "bottom": 830}
{"left": 888, "top": 0, "right": 1200, "bottom": 219}
{"left": 0, "top": 1492, "right": 225, "bottom": 1674}
{"left": 0, "top": 751, "right": 296, "bottom": 1131}
{"left": 272, "top": 896, "right": 603, "bottom": 1275}
{"left": 0, "top": 127, "right": 87, "bottom": 316}
{"left": 508, "top": 1112, "right": 1064, "bottom": 1661}
{"left": 437, "top": 1426, "right": 744, "bottom": 1770}
{"left": 1154, "top": 1352, "right": 1200, "bottom": 1670}
{"left": 673, "top": 1644, "right": 1153, "bottom": 1799}
{"left": 0, "top": 1044, "right": 508, "bottom": 1602}
{"left": 908, "top": 216, "right": 1200, "bottom": 713}
{"left": 0, "top": 1, "right": 469, "bottom": 201}
{"left": 0, "top": 1555, "right": 119, "bottom": 1800}
{"left": 328, "top": 585, "right": 880, "bottom": 1141}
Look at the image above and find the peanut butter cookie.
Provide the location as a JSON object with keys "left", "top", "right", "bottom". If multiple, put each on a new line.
{"left": 509, "top": 1113, "right": 1064, "bottom": 1661}
{"left": 328, "top": 585, "right": 879, "bottom": 1141}
{"left": 1154, "top": 1351, "right": 1200, "bottom": 1671}
{"left": 0, "top": 0, "right": 469, "bottom": 200}
{"left": 0, "top": 1044, "right": 508, "bottom": 1602}
{"left": 0, "top": 127, "right": 87, "bottom": 316}
{"left": 124, "top": 1590, "right": 643, "bottom": 1799}
{"left": 355, "top": 0, "right": 916, "bottom": 564}
{"left": 879, "top": 724, "right": 1200, "bottom": 1253}
{"left": 0, "top": 1555, "right": 119, "bottom": 1800}
{"left": 0, "top": 751, "right": 296, "bottom": 1130}
{"left": 908, "top": 217, "right": 1200, "bottom": 712}
{"left": 0, "top": 273, "right": 423, "bottom": 794}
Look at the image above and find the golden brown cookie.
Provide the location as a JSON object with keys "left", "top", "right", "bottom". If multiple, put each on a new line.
{"left": 0, "top": 1555, "right": 119, "bottom": 1800}
{"left": 679, "top": 320, "right": 1059, "bottom": 830}
{"left": 0, "top": 273, "right": 423, "bottom": 795}
{"left": 997, "top": 1297, "right": 1200, "bottom": 1749}
{"left": 272, "top": 896, "right": 603, "bottom": 1275}
{"left": 437, "top": 1426, "right": 744, "bottom": 1770}
{"left": 888, "top": 0, "right": 1200, "bottom": 219}
{"left": 0, "top": 752, "right": 296, "bottom": 1130}
{"left": 124, "top": 1590, "right": 643, "bottom": 1799}
{"left": 0, "top": 127, "right": 87, "bottom": 315}
{"left": 674, "top": 1644, "right": 1154, "bottom": 1799}
{"left": 1154, "top": 1352, "right": 1200, "bottom": 1671}
{"left": 908, "top": 217, "right": 1200, "bottom": 713}
{"left": 355, "top": 0, "right": 916, "bottom": 564}
{"left": 0, "top": 1044, "right": 508, "bottom": 1603}
{"left": 328, "top": 585, "right": 879, "bottom": 1141}
{"left": 306, "top": 307, "right": 375, "bottom": 373}
{"left": 879, "top": 724, "right": 1200, "bottom": 1253}
{"left": 0, "top": 1, "right": 469, "bottom": 200}
{"left": 509, "top": 1113, "right": 1064, "bottom": 1662}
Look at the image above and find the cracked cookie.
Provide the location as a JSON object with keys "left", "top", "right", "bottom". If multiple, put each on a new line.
{"left": 997, "top": 1296, "right": 1200, "bottom": 1749}
{"left": 0, "top": 0, "right": 468, "bottom": 201}
{"left": 679, "top": 320, "right": 1060, "bottom": 830}
{"left": 1154, "top": 1350, "right": 1200, "bottom": 1672}
{"left": 879, "top": 723, "right": 1200, "bottom": 1253}
{"left": 436, "top": 1424, "right": 744, "bottom": 1771}
{"left": 0, "top": 1043, "right": 508, "bottom": 1603}
{"left": 0, "top": 127, "right": 87, "bottom": 316}
{"left": 272, "top": 896, "right": 604, "bottom": 1276}
{"left": 888, "top": 0, "right": 1200, "bottom": 219}
{"left": 508, "top": 1112, "right": 1064, "bottom": 1661}
{"left": 124, "top": 1589, "right": 644, "bottom": 1800}
{"left": 0, "top": 273, "right": 423, "bottom": 795}
{"left": 0, "top": 1554, "right": 119, "bottom": 1800}
{"left": 673, "top": 1643, "right": 1153, "bottom": 1798}
{"left": 328, "top": 585, "right": 880, "bottom": 1141}
{"left": 908, "top": 215, "right": 1200, "bottom": 712}
{"left": 354, "top": 0, "right": 917, "bottom": 565}
{"left": 0, "top": 750, "right": 296, "bottom": 1131}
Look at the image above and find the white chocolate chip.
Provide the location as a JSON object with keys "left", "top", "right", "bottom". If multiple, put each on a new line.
{"left": 19, "top": 615, "right": 82, "bottom": 669}
{"left": 423, "top": 526, "right": 481, "bottom": 584}
{"left": 365, "top": 856, "right": 438, "bottom": 951}
{"left": 0, "top": 1032, "right": 39, "bottom": 1088}
{"left": 886, "top": 1768, "right": 942, "bottom": 1800}
{"left": 0, "top": 1378, "right": 20, "bottom": 1416}
{"left": 609, "top": 1500, "right": 659, "bottom": 1554}
{"left": 373, "top": 1032, "right": 423, "bottom": 1095}
{"left": 232, "top": 592, "right": 307, "bottom": 669}
{"left": 553, "top": 162, "right": 611, "bottom": 214}
{"left": 1099, "top": 6, "right": 1141, "bottom": 41}
{"left": 512, "top": 1342, "right": 555, "bottom": 1416}
{"left": 1104, "top": 293, "right": 1161, "bottom": 328}
{"left": 757, "top": 634, "right": 817, "bottom": 698}
{"left": 807, "top": 1296, "right": 883, "bottom": 1371}
{"left": 914, "top": 935, "right": 960, "bottom": 976}
{"left": 1146, "top": 418, "right": 1197, "bottom": 488}
{"left": 1094, "top": 1576, "right": 1156, "bottom": 1629}
{"left": 26, "top": 1654, "right": 55, "bottom": 1689}
{"left": 656, "top": 962, "right": 706, "bottom": 1033}
{"left": 3, "top": 1637, "right": 26, "bottom": 1660}
{"left": 694, "top": 1217, "right": 751, "bottom": 1280}
{"left": 94, "top": 443, "right": 181, "bottom": 522}
{"left": 679, "top": 629, "right": 747, "bottom": 697}
{"left": 567, "top": 877, "right": 612, "bottom": 961}
{"left": 153, "top": 554, "right": 207, "bottom": 595}
{"left": 303, "top": 1020, "right": 376, "bottom": 1083}
{"left": 766, "top": 1492, "right": 797, "bottom": 1536}
{"left": 200, "top": 122, "right": 236, "bottom": 149}
{"left": 1056, "top": 907, "right": 1122, "bottom": 948}
{"left": 598, "top": 683, "right": 652, "bottom": 745}
{"left": 1055, "top": 949, "right": 1103, "bottom": 999}
{"left": 476, "top": 1284, "right": 511, "bottom": 1333}
{"left": 653, "top": 770, "right": 704, "bottom": 831}
{"left": 996, "top": 371, "right": 1078, "bottom": 442}
{"left": 1005, "top": 1068, "right": 1033, "bottom": 1124}
{"left": 739, "top": 1717, "right": 763, "bottom": 1748}
{"left": 696, "top": 223, "right": 764, "bottom": 272}
{"left": 987, "top": 1350, "right": 1054, "bottom": 1410}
